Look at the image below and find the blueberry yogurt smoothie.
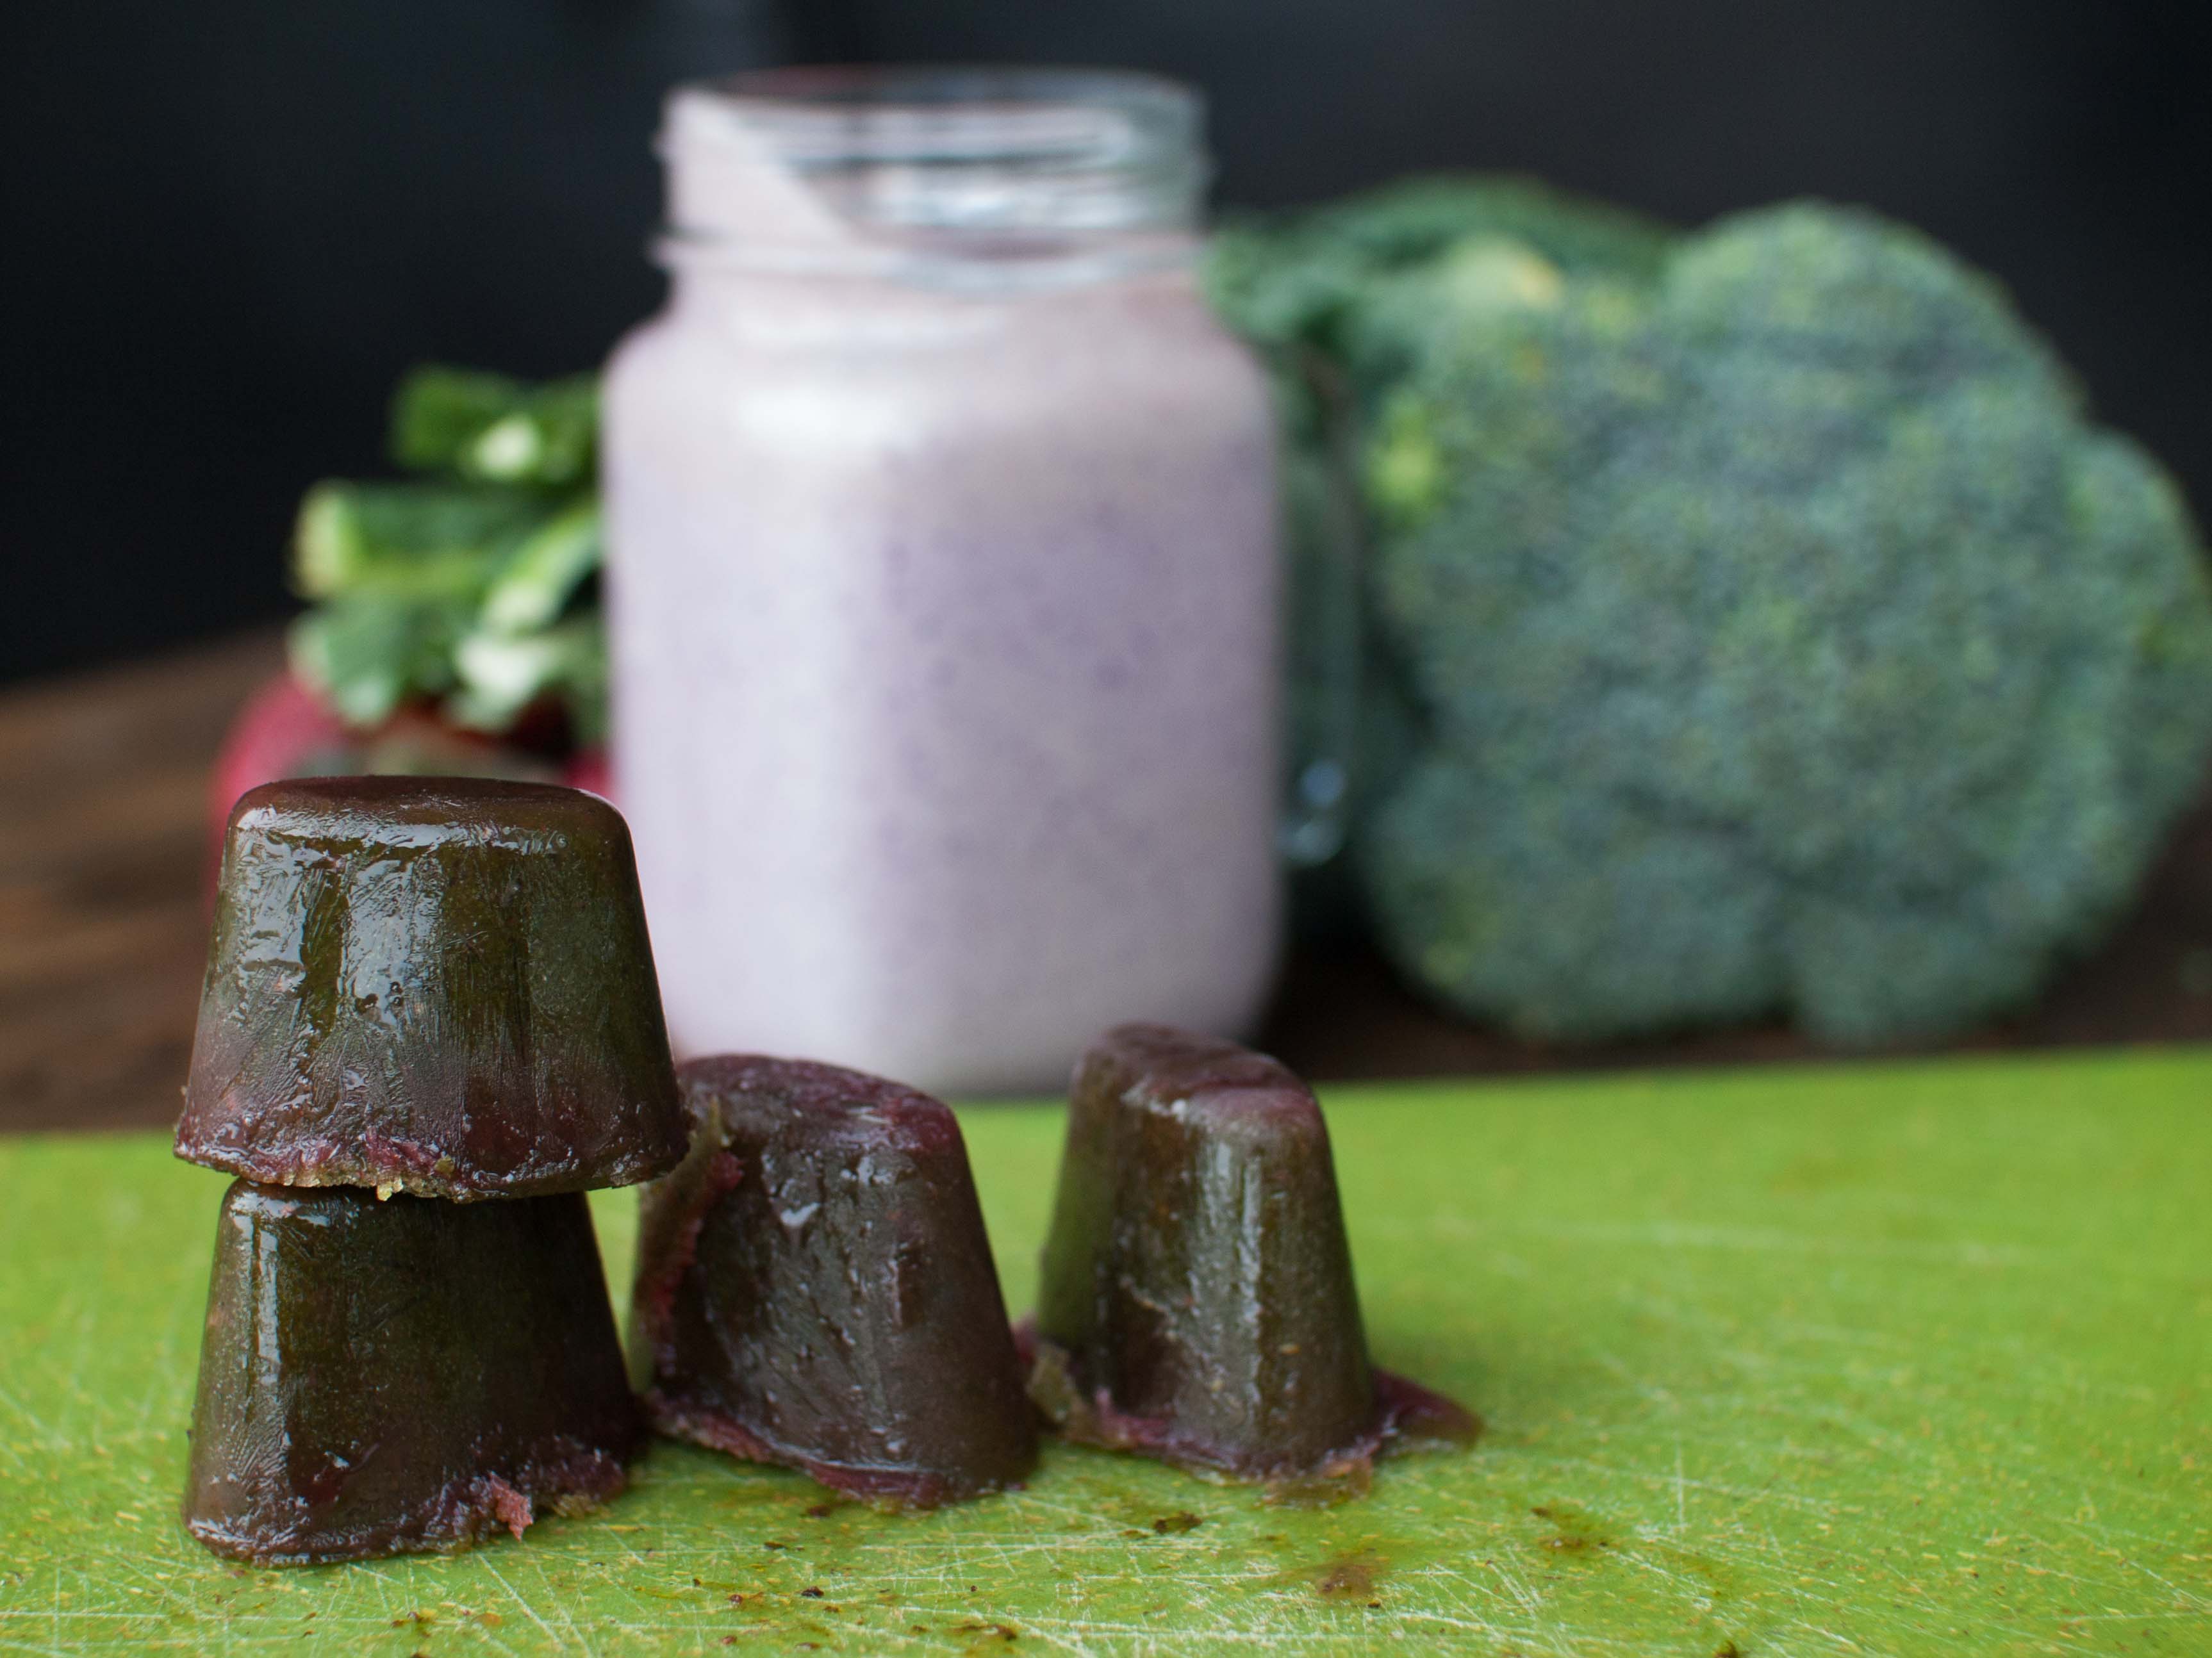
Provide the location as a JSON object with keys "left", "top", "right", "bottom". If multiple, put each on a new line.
{"left": 602, "top": 70, "right": 1284, "bottom": 1094}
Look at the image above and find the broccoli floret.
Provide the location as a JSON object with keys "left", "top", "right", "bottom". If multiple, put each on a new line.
{"left": 1210, "top": 179, "right": 1679, "bottom": 885}
{"left": 1350, "top": 200, "right": 2212, "bottom": 1043}
{"left": 1210, "top": 174, "right": 1675, "bottom": 356}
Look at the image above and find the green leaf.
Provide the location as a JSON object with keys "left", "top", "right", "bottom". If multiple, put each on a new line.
{"left": 286, "top": 596, "right": 463, "bottom": 726}
{"left": 449, "top": 611, "right": 606, "bottom": 738}
{"left": 477, "top": 501, "right": 602, "bottom": 636}
{"left": 392, "top": 366, "right": 599, "bottom": 487}
{"left": 292, "top": 482, "right": 545, "bottom": 603}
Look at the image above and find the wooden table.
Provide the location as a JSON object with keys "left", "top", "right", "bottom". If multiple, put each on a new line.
{"left": 8, "top": 630, "right": 2212, "bottom": 1135}
{"left": 0, "top": 634, "right": 282, "bottom": 1133}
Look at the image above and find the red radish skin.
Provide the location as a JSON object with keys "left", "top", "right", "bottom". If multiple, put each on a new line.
{"left": 204, "top": 672, "right": 611, "bottom": 892}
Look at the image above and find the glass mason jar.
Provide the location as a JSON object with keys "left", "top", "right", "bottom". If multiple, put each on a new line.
{"left": 603, "top": 67, "right": 1284, "bottom": 1095}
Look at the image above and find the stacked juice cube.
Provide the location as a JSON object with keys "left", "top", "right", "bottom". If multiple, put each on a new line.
{"left": 173, "top": 778, "right": 686, "bottom": 1564}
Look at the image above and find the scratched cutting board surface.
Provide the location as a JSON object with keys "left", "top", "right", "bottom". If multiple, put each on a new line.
{"left": 2, "top": 1054, "right": 2208, "bottom": 1656}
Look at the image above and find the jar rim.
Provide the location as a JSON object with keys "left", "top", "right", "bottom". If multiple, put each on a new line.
{"left": 680, "top": 65, "right": 1202, "bottom": 170}
{"left": 659, "top": 63, "right": 1212, "bottom": 265}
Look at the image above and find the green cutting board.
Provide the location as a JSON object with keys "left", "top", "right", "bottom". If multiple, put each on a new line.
{"left": 3, "top": 1055, "right": 2208, "bottom": 1655}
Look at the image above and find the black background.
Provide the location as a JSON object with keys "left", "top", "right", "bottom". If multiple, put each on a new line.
{"left": 4, "top": 0, "right": 2207, "bottom": 685}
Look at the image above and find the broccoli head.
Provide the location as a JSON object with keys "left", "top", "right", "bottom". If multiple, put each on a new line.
{"left": 1354, "top": 201, "right": 2212, "bottom": 1043}
{"left": 1210, "top": 175, "right": 1676, "bottom": 439}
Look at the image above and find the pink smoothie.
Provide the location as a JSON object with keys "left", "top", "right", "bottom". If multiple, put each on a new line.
{"left": 602, "top": 72, "right": 1283, "bottom": 1094}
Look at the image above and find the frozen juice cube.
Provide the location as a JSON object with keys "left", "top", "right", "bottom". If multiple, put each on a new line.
{"left": 1029, "top": 1022, "right": 1474, "bottom": 1487}
{"left": 177, "top": 776, "right": 686, "bottom": 1200}
{"left": 183, "top": 1181, "right": 639, "bottom": 1564}
{"left": 631, "top": 1056, "right": 1037, "bottom": 1507}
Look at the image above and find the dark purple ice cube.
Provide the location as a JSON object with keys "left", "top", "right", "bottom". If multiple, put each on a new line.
{"left": 183, "top": 1180, "right": 639, "bottom": 1564}
{"left": 1027, "top": 1023, "right": 1476, "bottom": 1490}
{"left": 631, "top": 1056, "right": 1037, "bottom": 1508}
